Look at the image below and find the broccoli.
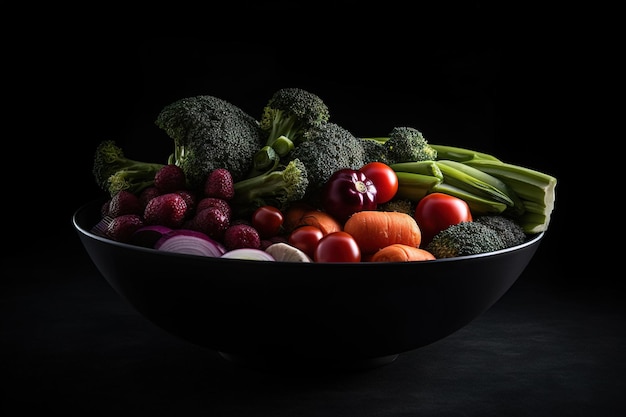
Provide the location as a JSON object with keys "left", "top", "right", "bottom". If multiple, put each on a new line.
{"left": 378, "top": 198, "right": 414, "bottom": 215}
{"left": 230, "top": 158, "right": 309, "bottom": 218}
{"left": 92, "top": 140, "right": 165, "bottom": 197}
{"left": 360, "top": 137, "right": 392, "bottom": 165}
{"left": 155, "top": 95, "right": 264, "bottom": 188}
{"left": 286, "top": 122, "right": 367, "bottom": 196}
{"left": 384, "top": 126, "right": 438, "bottom": 164}
{"left": 426, "top": 221, "right": 507, "bottom": 259}
{"left": 259, "top": 87, "right": 330, "bottom": 150}
{"left": 475, "top": 215, "right": 527, "bottom": 248}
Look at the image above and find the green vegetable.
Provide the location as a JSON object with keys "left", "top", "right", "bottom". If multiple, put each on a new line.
{"left": 286, "top": 122, "right": 367, "bottom": 195}
{"left": 390, "top": 161, "right": 512, "bottom": 215}
{"left": 361, "top": 127, "right": 438, "bottom": 165}
{"left": 426, "top": 221, "right": 507, "bottom": 258}
{"left": 475, "top": 215, "right": 527, "bottom": 248}
{"left": 389, "top": 145, "right": 557, "bottom": 234}
{"left": 462, "top": 158, "right": 557, "bottom": 234}
{"left": 429, "top": 144, "right": 502, "bottom": 162}
{"left": 92, "top": 140, "right": 165, "bottom": 196}
{"left": 259, "top": 87, "right": 330, "bottom": 147}
{"left": 394, "top": 172, "right": 442, "bottom": 201}
{"left": 231, "top": 158, "right": 309, "bottom": 218}
{"left": 378, "top": 198, "right": 415, "bottom": 215}
{"left": 384, "top": 126, "right": 438, "bottom": 163}
{"left": 155, "top": 95, "right": 264, "bottom": 187}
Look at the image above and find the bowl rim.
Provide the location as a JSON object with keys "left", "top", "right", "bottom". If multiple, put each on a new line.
{"left": 72, "top": 199, "right": 545, "bottom": 266}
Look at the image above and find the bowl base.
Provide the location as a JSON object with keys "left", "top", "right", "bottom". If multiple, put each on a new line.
{"left": 218, "top": 351, "right": 399, "bottom": 373}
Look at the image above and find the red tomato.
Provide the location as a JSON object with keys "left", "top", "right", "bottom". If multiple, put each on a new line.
{"left": 288, "top": 225, "right": 324, "bottom": 259}
{"left": 359, "top": 162, "right": 398, "bottom": 204}
{"left": 251, "top": 205, "right": 284, "bottom": 238}
{"left": 414, "top": 192, "right": 473, "bottom": 246}
{"left": 314, "top": 231, "right": 361, "bottom": 263}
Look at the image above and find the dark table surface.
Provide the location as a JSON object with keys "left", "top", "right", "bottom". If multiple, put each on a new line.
{"left": 2, "top": 235, "right": 624, "bottom": 417}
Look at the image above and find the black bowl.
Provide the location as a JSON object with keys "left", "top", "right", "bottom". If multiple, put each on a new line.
{"left": 73, "top": 199, "right": 544, "bottom": 371}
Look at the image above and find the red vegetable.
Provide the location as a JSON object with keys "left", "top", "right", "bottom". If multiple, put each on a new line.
{"left": 155, "top": 229, "right": 226, "bottom": 257}
{"left": 288, "top": 225, "right": 324, "bottom": 259}
{"left": 130, "top": 225, "right": 173, "bottom": 248}
{"left": 313, "top": 231, "right": 361, "bottom": 263}
{"left": 251, "top": 205, "right": 284, "bottom": 239}
{"left": 320, "top": 169, "right": 377, "bottom": 223}
{"left": 414, "top": 192, "right": 473, "bottom": 246}
{"left": 359, "top": 162, "right": 398, "bottom": 204}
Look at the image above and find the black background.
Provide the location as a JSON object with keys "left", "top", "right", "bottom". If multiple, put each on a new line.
{"left": 4, "top": 5, "right": 622, "bottom": 416}
{"left": 18, "top": 30, "right": 570, "bottom": 275}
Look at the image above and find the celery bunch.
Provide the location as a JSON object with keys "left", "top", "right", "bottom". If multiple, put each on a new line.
{"left": 389, "top": 145, "right": 557, "bottom": 234}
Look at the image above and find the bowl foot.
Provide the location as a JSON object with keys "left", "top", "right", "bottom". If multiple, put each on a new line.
{"left": 218, "top": 351, "right": 399, "bottom": 373}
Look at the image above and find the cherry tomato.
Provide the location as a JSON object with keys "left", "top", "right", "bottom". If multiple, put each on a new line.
{"left": 414, "top": 192, "right": 473, "bottom": 246}
{"left": 251, "top": 205, "right": 284, "bottom": 238}
{"left": 314, "top": 231, "right": 361, "bottom": 263}
{"left": 320, "top": 169, "right": 377, "bottom": 223}
{"left": 359, "top": 162, "right": 398, "bottom": 204}
{"left": 288, "top": 225, "right": 324, "bottom": 259}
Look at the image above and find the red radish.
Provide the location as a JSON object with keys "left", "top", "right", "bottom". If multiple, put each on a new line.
{"left": 144, "top": 193, "right": 188, "bottom": 228}
{"left": 196, "top": 197, "right": 232, "bottom": 222}
{"left": 155, "top": 229, "right": 226, "bottom": 257}
{"left": 105, "top": 214, "right": 145, "bottom": 242}
{"left": 108, "top": 190, "right": 142, "bottom": 217}
{"left": 190, "top": 206, "right": 230, "bottom": 240}
{"left": 154, "top": 164, "right": 186, "bottom": 193}
{"left": 139, "top": 186, "right": 161, "bottom": 209}
{"left": 204, "top": 168, "right": 234, "bottom": 200}
{"left": 223, "top": 223, "right": 261, "bottom": 251}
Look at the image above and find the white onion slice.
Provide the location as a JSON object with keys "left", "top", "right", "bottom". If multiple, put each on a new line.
{"left": 220, "top": 248, "right": 276, "bottom": 261}
{"left": 265, "top": 242, "right": 312, "bottom": 262}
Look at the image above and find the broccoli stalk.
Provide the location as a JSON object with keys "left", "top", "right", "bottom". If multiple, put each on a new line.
{"left": 92, "top": 140, "right": 165, "bottom": 196}
{"left": 230, "top": 158, "right": 309, "bottom": 218}
{"left": 259, "top": 87, "right": 330, "bottom": 148}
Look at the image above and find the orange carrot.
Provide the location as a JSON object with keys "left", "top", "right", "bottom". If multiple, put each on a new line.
{"left": 283, "top": 202, "right": 315, "bottom": 233}
{"left": 370, "top": 244, "right": 435, "bottom": 262}
{"left": 343, "top": 210, "right": 421, "bottom": 255}
{"left": 284, "top": 204, "right": 342, "bottom": 236}
{"left": 298, "top": 210, "right": 342, "bottom": 235}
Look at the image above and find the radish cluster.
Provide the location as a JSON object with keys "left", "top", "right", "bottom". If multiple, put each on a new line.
{"left": 92, "top": 165, "right": 286, "bottom": 260}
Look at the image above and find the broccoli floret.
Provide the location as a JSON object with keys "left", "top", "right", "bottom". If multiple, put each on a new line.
{"left": 92, "top": 140, "right": 165, "bottom": 196}
{"left": 475, "top": 215, "right": 527, "bottom": 248}
{"left": 384, "top": 126, "right": 438, "bottom": 164}
{"left": 379, "top": 199, "right": 414, "bottom": 215}
{"left": 360, "top": 137, "right": 392, "bottom": 165}
{"left": 155, "top": 95, "right": 264, "bottom": 188}
{"left": 426, "top": 221, "right": 507, "bottom": 258}
{"left": 230, "top": 159, "right": 309, "bottom": 218}
{"left": 286, "top": 122, "right": 367, "bottom": 195}
{"left": 259, "top": 87, "right": 330, "bottom": 149}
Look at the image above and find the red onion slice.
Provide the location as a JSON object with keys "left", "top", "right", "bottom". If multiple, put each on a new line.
{"left": 155, "top": 229, "right": 226, "bottom": 257}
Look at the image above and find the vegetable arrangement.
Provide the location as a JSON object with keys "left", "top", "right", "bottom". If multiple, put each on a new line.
{"left": 90, "top": 88, "right": 557, "bottom": 263}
